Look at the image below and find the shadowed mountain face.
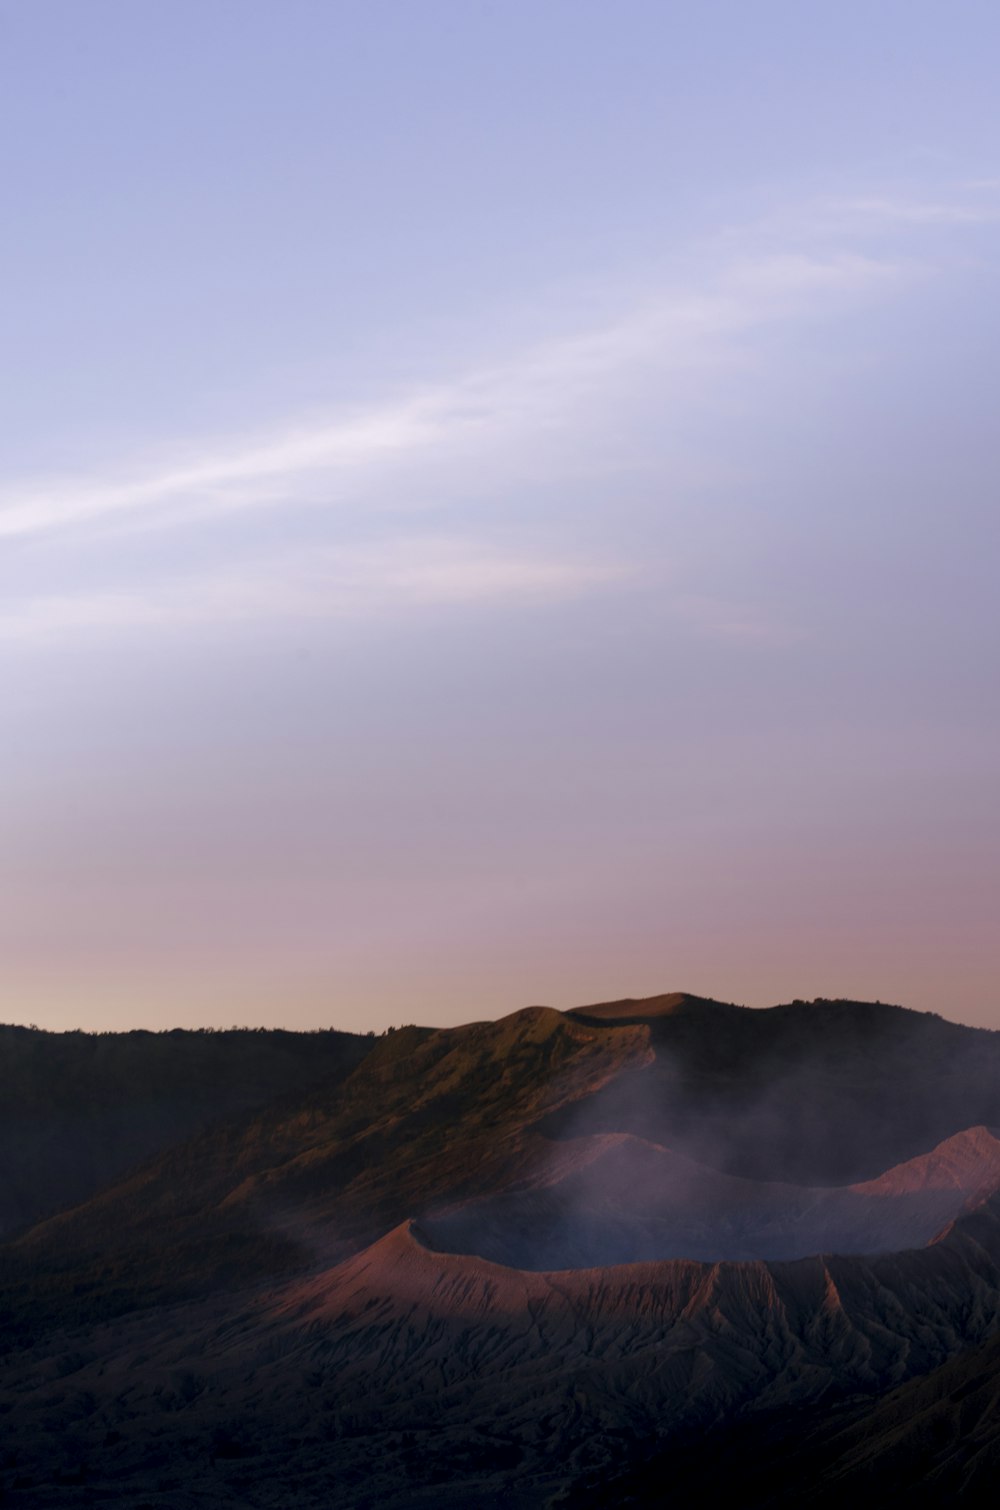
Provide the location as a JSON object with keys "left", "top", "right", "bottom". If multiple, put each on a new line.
{"left": 560, "top": 993, "right": 1000, "bottom": 1182}
{"left": 3, "top": 994, "right": 1000, "bottom": 1507}
{"left": 0, "top": 1023, "right": 371, "bottom": 1238}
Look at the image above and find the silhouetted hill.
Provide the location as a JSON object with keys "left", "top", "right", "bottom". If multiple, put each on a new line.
{"left": 0, "top": 1022, "right": 371, "bottom": 1237}
{"left": 567, "top": 988, "right": 737, "bottom": 1022}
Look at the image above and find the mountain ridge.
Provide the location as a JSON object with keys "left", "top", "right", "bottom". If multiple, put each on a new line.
{"left": 3, "top": 992, "right": 1000, "bottom": 1505}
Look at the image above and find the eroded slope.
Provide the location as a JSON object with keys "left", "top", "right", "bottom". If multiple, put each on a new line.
{"left": 5, "top": 1197, "right": 1000, "bottom": 1508}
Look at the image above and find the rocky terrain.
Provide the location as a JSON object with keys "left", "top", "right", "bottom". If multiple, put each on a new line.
{"left": 2, "top": 993, "right": 1000, "bottom": 1506}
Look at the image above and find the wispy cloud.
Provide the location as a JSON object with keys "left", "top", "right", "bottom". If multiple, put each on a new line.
{"left": 0, "top": 248, "right": 901, "bottom": 547}
{"left": 0, "top": 539, "right": 624, "bottom": 641}
{"left": 3, "top": 185, "right": 976, "bottom": 643}
{"left": 0, "top": 398, "right": 446, "bottom": 542}
{"left": 724, "top": 181, "right": 1000, "bottom": 257}
{"left": 824, "top": 194, "right": 1000, "bottom": 227}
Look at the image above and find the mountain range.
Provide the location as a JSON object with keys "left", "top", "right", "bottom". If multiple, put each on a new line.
{"left": 2, "top": 992, "right": 1000, "bottom": 1506}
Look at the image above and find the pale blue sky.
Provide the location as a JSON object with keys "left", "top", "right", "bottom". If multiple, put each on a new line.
{"left": 1, "top": 2, "right": 998, "bottom": 1029}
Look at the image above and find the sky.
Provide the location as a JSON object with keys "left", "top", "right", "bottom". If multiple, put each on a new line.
{"left": 1, "top": 0, "right": 998, "bottom": 1032}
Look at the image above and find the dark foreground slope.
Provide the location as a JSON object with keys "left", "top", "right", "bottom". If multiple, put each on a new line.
{"left": 590, "top": 1302, "right": 1000, "bottom": 1507}
{"left": 2, "top": 994, "right": 1000, "bottom": 1506}
{"left": 5, "top": 1197, "right": 1000, "bottom": 1508}
{"left": 788, "top": 1328, "right": 1000, "bottom": 1507}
